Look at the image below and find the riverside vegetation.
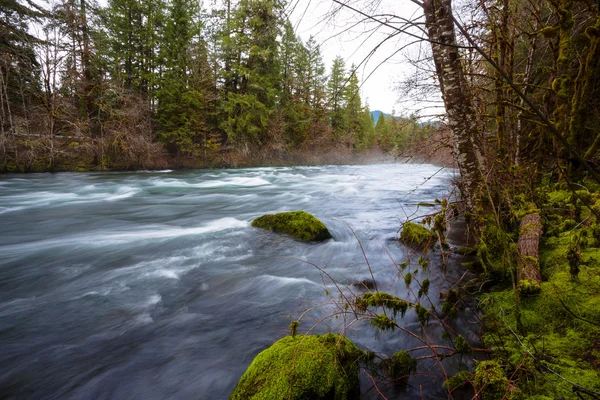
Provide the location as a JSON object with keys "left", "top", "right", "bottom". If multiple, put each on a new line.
{"left": 1, "top": 0, "right": 436, "bottom": 172}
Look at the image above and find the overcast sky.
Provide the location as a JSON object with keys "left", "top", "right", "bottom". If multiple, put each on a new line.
{"left": 288, "top": 0, "right": 431, "bottom": 115}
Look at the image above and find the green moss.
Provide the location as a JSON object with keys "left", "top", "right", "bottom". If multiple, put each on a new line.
{"left": 417, "top": 202, "right": 436, "bottom": 207}
{"left": 473, "top": 360, "right": 508, "bottom": 399}
{"left": 416, "top": 305, "right": 429, "bottom": 325}
{"left": 517, "top": 278, "right": 541, "bottom": 295}
{"left": 252, "top": 211, "right": 332, "bottom": 241}
{"left": 385, "top": 350, "right": 417, "bottom": 385}
{"left": 404, "top": 272, "right": 412, "bottom": 286}
{"left": 454, "top": 335, "right": 472, "bottom": 355}
{"left": 457, "top": 246, "right": 476, "bottom": 256}
{"left": 399, "top": 222, "right": 435, "bottom": 249}
{"left": 444, "top": 370, "right": 472, "bottom": 391}
{"left": 371, "top": 314, "right": 396, "bottom": 332}
{"left": 230, "top": 334, "right": 362, "bottom": 400}
{"left": 355, "top": 292, "right": 410, "bottom": 318}
{"left": 418, "top": 278, "right": 430, "bottom": 298}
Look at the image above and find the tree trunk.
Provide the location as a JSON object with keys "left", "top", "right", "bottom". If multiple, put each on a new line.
{"left": 517, "top": 213, "right": 542, "bottom": 294}
{"left": 422, "top": 0, "right": 483, "bottom": 220}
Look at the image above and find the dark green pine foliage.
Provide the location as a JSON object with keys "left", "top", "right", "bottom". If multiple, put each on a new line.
{"left": 156, "top": 0, "right": 209, "bottom": 155}
{"left": 105, "top": 0, "right": 165, "bottom": 98}
{"left": 221, "top": 0, "right": 284, "bottom": 149}
{"left": 327, "top": 56, "right": 348, "bottom": 138}
{"left": 358, "top": 106, "right": 375, "bottom": 150}
{"left": 280, "top": 21, "right": 310, "bottom": 148}
{"left": 345, "top": 64, "right": 363, "bottom": 148}
{"left": 0, "top": 0, "right": 44, "bottom": 138}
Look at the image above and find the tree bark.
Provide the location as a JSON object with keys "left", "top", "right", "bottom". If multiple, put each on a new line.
{"left": 517, "top": 213, "right": 542, "bottom": 293}
{"left": 422, "top": 0, "right": 483, "bottom": 219}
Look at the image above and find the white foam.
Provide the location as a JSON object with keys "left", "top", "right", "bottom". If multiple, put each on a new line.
{"left": 104, "top": 186, "right": 138, "bottom": 201}
{"left": 145, "top": 294, "right": 162, "bottom": 307}
{"left": 0, "top": 206, "right": 24, "bottom": 214}
{"left": 258, "top": 275, "right": 317, "bottom": 287}
{"left": 134, "top": 312, "right": 154, "bottom": 325}
{"left": 147, "top": 269, "right": 180, "bottom": 280}
{"left": 103, "top": 217, "right": 249, "bottom": 243}
{"left": 195, "top": 177, "right": 271, "bottom": 188}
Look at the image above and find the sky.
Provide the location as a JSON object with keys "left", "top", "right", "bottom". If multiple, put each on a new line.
{"left": 287, "top": 0, "right": 433, "bottom": 115}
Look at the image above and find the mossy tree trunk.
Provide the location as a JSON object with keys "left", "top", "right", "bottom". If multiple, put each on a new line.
{"left": 422, "top": 0, "right": 483, "bottom": 221}
{"left": 517, "top": 213, "right": 542, "bottom": 293}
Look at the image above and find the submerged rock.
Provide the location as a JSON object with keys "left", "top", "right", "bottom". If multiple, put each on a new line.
{"left": 251, "top": 210, "right": 332, "bottom": 241}
{"left": 229, "top": 334, "right": 362, "bottom": 400}
{"left": 351, "top": 278, "right": 377, "bottom": 290}
{"left": 399, "top": 221, "right": 436, "bottom": 249}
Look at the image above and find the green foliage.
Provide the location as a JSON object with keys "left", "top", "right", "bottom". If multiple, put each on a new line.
{"left": 403, "top": 272, "right": 412, "bottom": 286}
{"left": 229, "top": 334, "right": 362, "bottom": 400}
{"left": 252, "top": 210, "right": 332, "bottom": 241}
{"left": 400, "top": 222, "right": 436, "bottom": 250}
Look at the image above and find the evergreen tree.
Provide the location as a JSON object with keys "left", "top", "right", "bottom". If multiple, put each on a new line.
{"left": 105, "top": 0, "right": 165, "bottom": 101}
{"left": 358, "top": 106, "right": 375, "bottom": 150}
{"left": 156, "top": 0, "right": 207, "bottom": 154}
{"left": 344, "top": 64, "right": 362, "bottom": 147}
{"left": 220, "top": 0, "right": 285, "bottom": 149}
{"left": 327, "top": 56, "right": 348, "bottom": 137}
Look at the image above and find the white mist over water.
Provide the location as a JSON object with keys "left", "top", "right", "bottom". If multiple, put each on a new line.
{"left": 0, "top": 164, "right": 471, "bottom": 399}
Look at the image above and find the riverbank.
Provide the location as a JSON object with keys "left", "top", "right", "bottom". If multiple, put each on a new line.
{"left": 469, "top": 185, "right": 600, "bottom": 399}
{"left": 1, "top": 127, "right": 454, "bottom": 173}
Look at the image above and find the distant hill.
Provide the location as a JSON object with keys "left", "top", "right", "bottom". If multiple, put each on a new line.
{"left": 370, "top": 110, "right": 441, "bottom": 128}
{"left": 370, "top": 110, "right": 393, "bottom": 124}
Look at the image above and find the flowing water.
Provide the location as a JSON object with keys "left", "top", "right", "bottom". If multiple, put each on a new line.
{"left": 0, "top": 164, "right": 476, "bottom": 399}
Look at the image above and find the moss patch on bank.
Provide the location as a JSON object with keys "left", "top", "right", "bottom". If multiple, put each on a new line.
{"left": 229, "top": 334, "right": 362, "bottom": 400}
{"left": 478, "top": 186, "right": 600, "bottom": 398}
{"left": 399, "top": 221, "right": 436, "bottom": 249}
{"left": 252, "top": 210, "right": 332, "bottom": 241}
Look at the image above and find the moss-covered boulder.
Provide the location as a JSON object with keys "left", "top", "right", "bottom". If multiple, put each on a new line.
{"left": 252, "top": 210, "right": 332, "bottom": 241}
{"left": 399, "top": 221, "right": 436, "bottom": 249}
{"left": 230, "top": 334, "right": 362, "bottom": 400}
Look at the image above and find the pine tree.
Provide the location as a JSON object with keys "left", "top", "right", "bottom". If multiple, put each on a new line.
{"left": 358, "top": 106, "right": 375, "bottom": 150}
{"left": 345, "top": 64, "right": 363, "bottom": 147}
{"left": 220, "top": 0, "right": 285, "bottom": 149}
{"left": 105, "top": 0, "right": 165, "bottom": 102}
{"left": 156, "top": 0, "right": 207, "bottom": 155}
{"left": 327, "top": 56, "right": 348, "bottom": 138}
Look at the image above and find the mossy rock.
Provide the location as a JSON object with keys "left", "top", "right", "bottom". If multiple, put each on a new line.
{"left": 230, "top": 334, "right": 362, "bottom": 400}
{"left": 252, "top": 211, "right": 332, "bottom": 241}
{"left": 399, "top": 222, "right": 436, "bottom": 249}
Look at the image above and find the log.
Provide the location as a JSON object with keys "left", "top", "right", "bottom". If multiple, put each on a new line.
{"left": 517, "top": 213, "right": 542, "bottom": 294}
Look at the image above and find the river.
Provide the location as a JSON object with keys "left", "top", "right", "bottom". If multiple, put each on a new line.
{"left": 0, "top": 164, "right": 476, "bottom": 399}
